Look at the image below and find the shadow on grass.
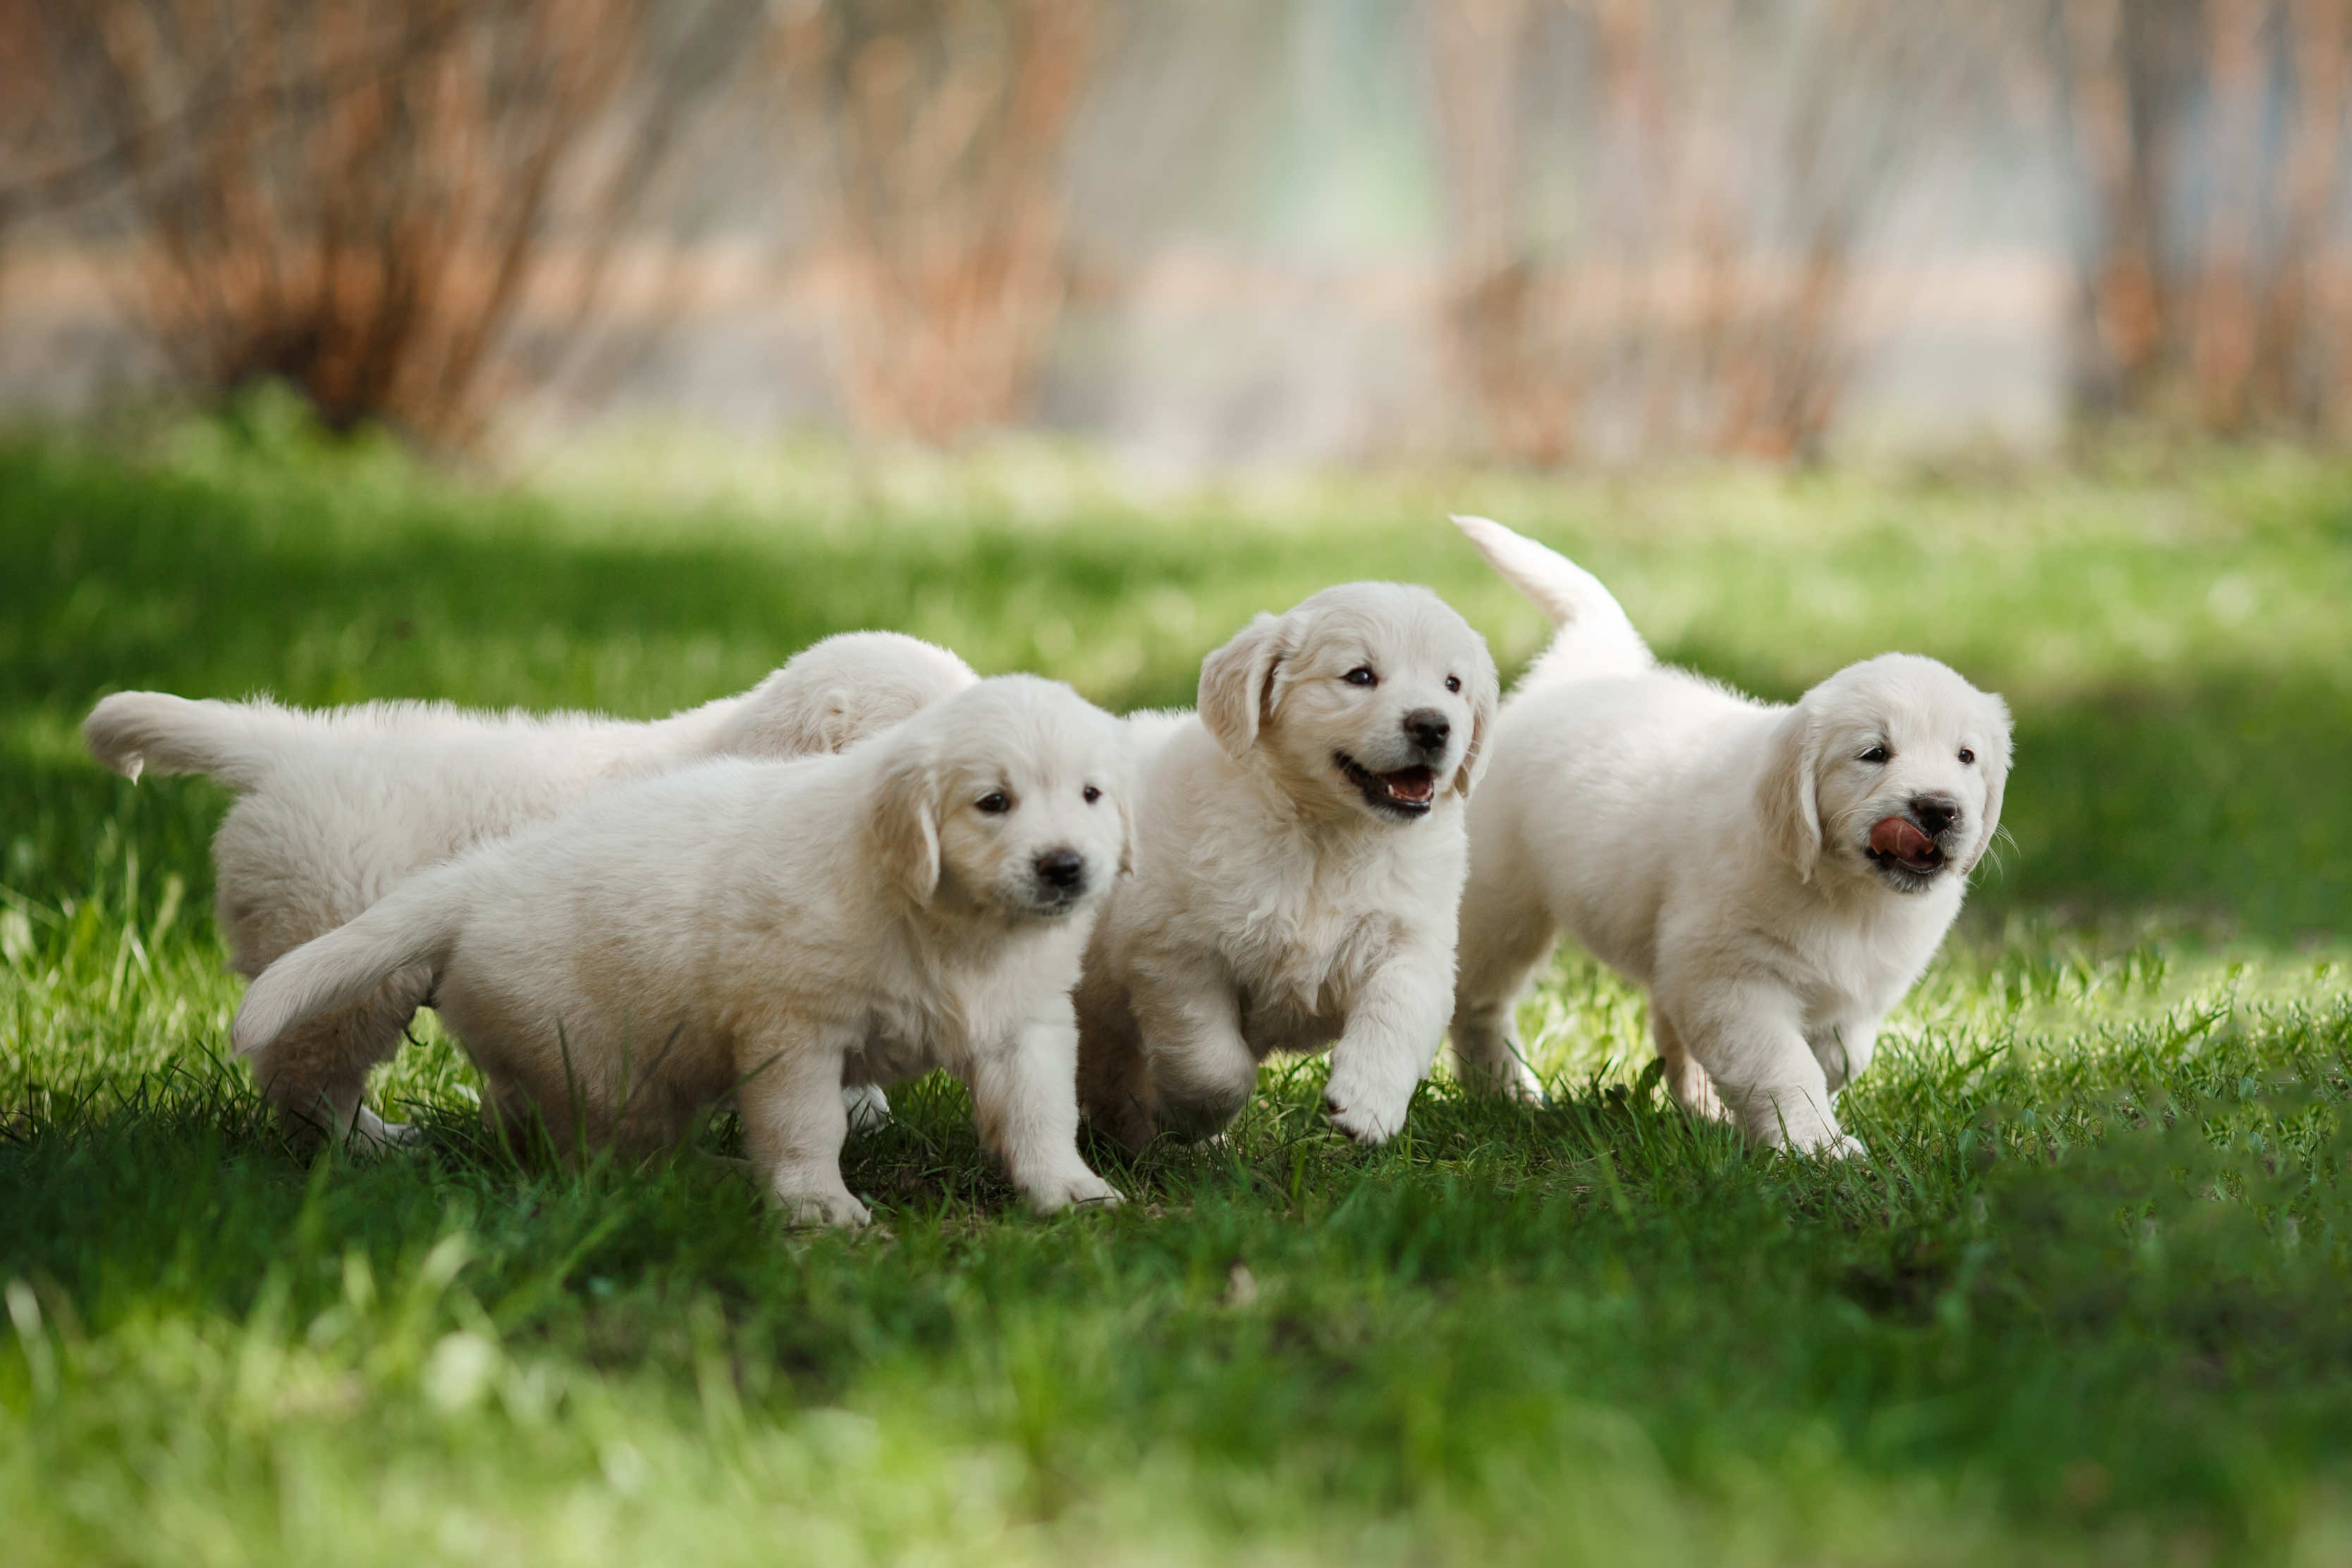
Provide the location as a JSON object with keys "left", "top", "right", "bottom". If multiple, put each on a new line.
{"left": 7, "top": 433, "right": 2349, "bottom": 938}
{"left": 4, "top": 1007, "right": 2347, "bottom": 1555}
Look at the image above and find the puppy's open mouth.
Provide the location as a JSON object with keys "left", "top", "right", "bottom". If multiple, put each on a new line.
{"left": 1865, "top": 817, "right": 1947, "bottom": 880}
{"left": 1335, "top": 752, "right": 1437, "bottom": 817}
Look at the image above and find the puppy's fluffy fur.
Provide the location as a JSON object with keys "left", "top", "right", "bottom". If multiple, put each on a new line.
{"left": 232, "top": 676, "right": 1134, "bottom": 1226}
{"left": 85, "top": 632, "right": 976, "bottom": 1142}
{"left": 1077, "top": 584, "right": 1499, "bottom": 1147}
{"left": 1449, "top": 517, "right": 2013, "bottom": 1154}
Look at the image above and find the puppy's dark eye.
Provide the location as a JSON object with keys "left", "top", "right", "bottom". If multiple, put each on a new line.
{"left": 1344, "top": 667, "right": 1377, "bottom": 687}
{"left": 1958, "top": 748, "right": 1976, "bottom": 765}
{"left": 1445, "top": 675, "right": 1462, "bottom": 693}
{"left": 1082, "top": 785, "right": 1101, "bottom": 804}
{"left": 976, "top": 792, "right": 1011, "bottom": 814}
{"left": 1860, "top": 746, "right": 1889, "bottom": 764}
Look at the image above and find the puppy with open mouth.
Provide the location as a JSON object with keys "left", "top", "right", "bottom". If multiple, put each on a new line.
{"left": 1076, "top": 583, "right": 1499, "bottom": 1148}
{"left": 1448, "top": 516, "right": 2013, "bottom": 1156}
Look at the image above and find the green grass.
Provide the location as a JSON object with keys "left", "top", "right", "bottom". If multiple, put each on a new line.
{"left": 4, "top": 412, "right": 2350, "bottom": 1564}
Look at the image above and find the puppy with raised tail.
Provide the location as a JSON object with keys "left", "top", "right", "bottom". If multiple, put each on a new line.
{"left": 1447, "top": 516, "right": 2012, "bottom": 1156}
{"left": 1076, "top": 584, "right": 1499, "bottom": 1148}
{"left": 84, "top": 631, "right": 974, "bottom": 1146}
{"left": 232, "top": 676, "right": 1134, "bottom": 1227}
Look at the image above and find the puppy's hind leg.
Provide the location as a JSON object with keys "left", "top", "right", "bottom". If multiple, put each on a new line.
{"left": 1074, "top": 967, "right": 1155, "bottom": 1151}
{"left": 1448, "top": 886, "right": 1554, "bottom": 1104}
{"left": 244, "top": 967, "right": 431, "bottom": 1150}
{"left": 1651, "top": 1006, "right": 1729, "bottom": 1124}
{"left": 1129, "top": 976, "right": 1258, "bottom": 1146}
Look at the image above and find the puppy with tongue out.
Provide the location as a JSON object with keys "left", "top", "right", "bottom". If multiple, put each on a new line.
{"left": 1076, "top": 583, "right": 1500, "bottom": 1149}
{"left": 1447, "top": 516, "right": 2014, "bottom": 1158}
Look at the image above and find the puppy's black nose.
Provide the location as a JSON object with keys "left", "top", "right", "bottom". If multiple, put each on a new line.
{"left": 1909, "top": 796, "right": 1962, "bottom": 838}
{"left": 1035, "top": 849, "right": 1086, "bottom": 893}
{"left": 1402, "top": 708, "right": 1451, "bottom": 752}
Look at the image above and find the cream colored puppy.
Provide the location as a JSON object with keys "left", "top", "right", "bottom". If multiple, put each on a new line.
{"left": 85, "top": 631, "right": 975, "bottom": 1144}
{"left": 231, "top": 676, "right": 1133, "bottom": 1227}
{"left": 1449, "top": 516, "right": 2013, "bottom": 1155}
{"left": 1077, "top": 584, "right": 1499, "bottom": 1148}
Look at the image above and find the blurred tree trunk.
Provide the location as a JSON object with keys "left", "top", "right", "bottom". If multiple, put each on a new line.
{"left": 783, "top": 0, "right": 1102, "bottom": 446}
{"left": 0, "top": 2, "right": 53, "bottom": 294}
{"left": 1425, "top": 0, "right": 1942, "bottom": 465}
{"left": 2056, "top": 0, "right": 2352, "bottom": 436}
{"left": 2263, "top": 0, "right": 2350, "bottom": 430}
{"left": 1429, "top": 0, "right": 1582, "bottom": 465}
{"left": 19, "top": 0, "right": 751, "bottom": 445}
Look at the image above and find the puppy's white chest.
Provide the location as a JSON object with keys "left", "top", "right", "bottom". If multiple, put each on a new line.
{"left": 1232, "top": 889, "right": 1396, "bottom": 1055}
{"left": 846, "top": 935, "right": 1065, "bottom": 1085}
{"left": 1792, "top": 901, "right": 1950, "bottom": 1032}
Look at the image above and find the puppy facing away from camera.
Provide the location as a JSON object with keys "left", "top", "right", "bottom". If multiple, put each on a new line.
{"left": 1075, "top": 583, "right": 1500, "bottom": 1148}
{"left": 232, "top": 676, "right": 1134, "bottom": 1227}
{"left": 1447, "top": 516, "right": 2013, "bottom": 1156}
{"left": 84, "top": 631, "right": 976, "bottom": 1145}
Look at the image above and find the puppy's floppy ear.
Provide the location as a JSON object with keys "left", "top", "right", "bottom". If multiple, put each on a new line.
{"left": 1961, "top": 693, "right": 2015, "bottom": 874}
{"left": 1098, "top": 729, "right": 1139, "bottom": 877}
{"left": 1197, "top": 612, "right": 1290, "bottom": 759}
{"left": 1758, "top": 705, "right": 1823, "bottom": 881}
{"left": 1114, "top": 785, "right": 1138, "bottom": 878}
{"left": 868, "top": 749, "right": 942, "bottom": 904}
{"left": 1452, "top": 639, "right": 1502, "bottom": 798}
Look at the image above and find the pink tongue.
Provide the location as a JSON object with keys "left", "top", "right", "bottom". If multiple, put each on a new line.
{"left": 1871, "top": 817, "right": 1937, "bottom": 862}
{"left": 1384, "top": 769, "right": 1436, "bottom": 804}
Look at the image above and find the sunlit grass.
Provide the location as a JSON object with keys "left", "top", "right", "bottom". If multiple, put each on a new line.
{"left": 4, "top": 413, "right": 2350, "bottom": 1564}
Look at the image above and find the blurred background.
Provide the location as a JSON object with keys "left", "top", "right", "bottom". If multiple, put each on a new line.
{"left": 2, "top": 0, "right": 2348, "bottom": 469}
{"left": 1, "top": 0, "right": 2348, "bottom": 951}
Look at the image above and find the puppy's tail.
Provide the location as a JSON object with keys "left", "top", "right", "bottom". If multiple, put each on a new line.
{"left": 1450, "top": 515, "right": 1652, "bottom": 687}
{"left": 232, "top": 881, "right": 460, "bottom": 1058}
{"left": 83, "top": 691, "right": 302, "bottom": 791}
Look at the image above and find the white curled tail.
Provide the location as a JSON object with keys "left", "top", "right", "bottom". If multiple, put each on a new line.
{"left": 1450, "top": 515, "right": 1652, "bottom": 687}
{"left": 82, "top": 692, "right": 303, "bottom": 791}
{"left": 232, "top": 883, "right": 461, "bottom": 1058}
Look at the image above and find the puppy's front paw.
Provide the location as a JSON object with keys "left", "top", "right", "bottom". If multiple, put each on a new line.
{"left": 1322, "top": 1086, "right": 1409, "bottom": 1145}
{"left": 775, "top": 1187, "right": 872, "bottom": 1229}
{"left": 344, "top": 1103, "right": 421, "bottom": 1151}
{"left": 1023, "top": 1169, "right": 1126, "bottom": 1213}
{"left": 842, "top": 1082, "right": 892, "bottom": 1134}
{"left": 1773, "top": 1124, "right": 1867, "bottom": 1162}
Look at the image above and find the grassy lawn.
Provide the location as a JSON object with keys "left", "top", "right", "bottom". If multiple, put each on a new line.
{"left": 3, "top": 411, "right": 2349, "bottom": 1564}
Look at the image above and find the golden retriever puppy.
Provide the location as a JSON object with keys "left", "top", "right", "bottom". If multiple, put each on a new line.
{"left": 1449, "top": 516, "right": 2013, "bottom": 1155}
{"left": 84, "top": 631, "right": 974, "bottom": 1144}
{"left": 232, "top": 676, "right": 1134, "bottom": 1227}
{"left": 1077, "top": 584, "right": 1499, "bottom": 1148}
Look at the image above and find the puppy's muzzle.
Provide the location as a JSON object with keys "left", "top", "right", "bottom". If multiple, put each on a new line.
{"left": 1401, "top": 708, "right": 1451, "bottom": 756}
{"left": 1031, "top": 847, "right": 1088, "bottom": 908}
{"left": 1865, "top": 793, "right": 1963, "bottom": 883}
{"left": 1908, "top": 795, "right": 1960, "bottom": 839}
{"left": 1330, "top": 708, "right": 1454, "bottom": 820}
